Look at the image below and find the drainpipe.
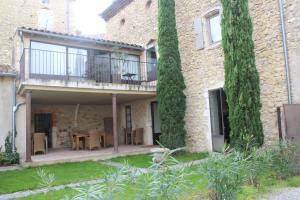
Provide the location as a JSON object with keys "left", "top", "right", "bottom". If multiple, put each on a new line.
{"left": 278, "top": 0, "right": 292, "bottom": 104}
{"left": 12, "top": 101, "right": 26, "bottom": 152}
{"left": 12, "top": 79, "right": 26, "bottom": 152}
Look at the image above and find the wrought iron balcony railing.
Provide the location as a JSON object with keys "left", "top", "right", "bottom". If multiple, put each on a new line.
{"left": 20, "top": 48, "right": 157, "bottom": 87}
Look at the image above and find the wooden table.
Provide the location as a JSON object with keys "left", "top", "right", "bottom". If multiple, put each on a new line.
{"left": 73, "top": 133, "right": 89, "bottom": 150}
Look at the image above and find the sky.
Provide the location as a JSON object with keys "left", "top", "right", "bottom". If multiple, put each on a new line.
{"left": 75, "top": 0, "right": 113, "bottom": 35}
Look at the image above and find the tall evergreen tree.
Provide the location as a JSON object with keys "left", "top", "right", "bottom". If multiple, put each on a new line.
{"left": 157, "top": 0, "right": 186, "bottom": 149}
{"left": 221, "top": 0, "right": 264, "bottom": 151}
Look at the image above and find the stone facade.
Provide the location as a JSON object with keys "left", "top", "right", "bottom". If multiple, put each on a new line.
{"left": 105, "top": 0, "right": 158, "bottom": 46}
{"left": 30, "top": 100, "right": 155, "bottom": 149}
{"left": 119, "top": 98, "right": 156, "bottom": 146}
{"left": 285, "top": 0, "right": 300, "bottom": 103}
{"left": 0, "top": 0, "right": 77, "bottom": 69}
{"left": 32, "top": 104, "right": 113, "bottom": 148}
{"left": 104, "top": 0, "right": 294, "bottom": 151}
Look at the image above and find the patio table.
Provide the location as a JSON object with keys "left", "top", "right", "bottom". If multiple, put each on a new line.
{"left": 73, "top": 133, "right": 89, "bottom": 150}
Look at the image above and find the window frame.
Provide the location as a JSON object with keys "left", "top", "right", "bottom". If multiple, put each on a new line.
{"left": 206, "top": 12, "right": 221, "bottom": 44}
{"left": 201, "top": 6, "right": 222, "bottom": 48}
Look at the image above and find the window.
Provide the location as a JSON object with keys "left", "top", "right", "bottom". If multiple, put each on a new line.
{"left": 207, "top": 12, "right": 222, "bottom": 43}
{"left": 31, "top": 42, "right": 67, "bottom": 76}
{"left": 68, "top": 48, "right": 87, "bottom": 77}
{"left": 125, "top": 106, "right": 132, "bottom": 129}
{"left": 30, "top": 42, "right": 87, "bottom": 78}
{"left": 120, "top": 18, "right": 126, "bottom": 26}
{"left": 146, "top": 0, "right": 152, "bottom": 9}
{"left": 146, "top": 47, "right": 157, "bottom": 81}
{"left": 111, "top": 53, "right": 140, "bottom": 81}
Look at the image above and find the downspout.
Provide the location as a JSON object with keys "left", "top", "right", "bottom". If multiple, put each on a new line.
{"left": 12, "top": 29, "right": 26, "bottom": 152}
{"left": 12, "top": 97, "right": 25, "bottom": 152}
{"left": 278, "top": 0, "right": 292, "bottom": 104}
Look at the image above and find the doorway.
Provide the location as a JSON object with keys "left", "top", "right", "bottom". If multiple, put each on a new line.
{"left": 34, "top": 113, "right": 52, "bottom": 148}
{"left": 208, "top": 88, "right": 230, "bottom": 152}
{"left": 151, "top": 102, "right": 161, "bottom": 145}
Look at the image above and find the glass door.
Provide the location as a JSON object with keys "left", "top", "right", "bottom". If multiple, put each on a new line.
{"left": 151, "top": 102, "right": 161, "bottom": 145}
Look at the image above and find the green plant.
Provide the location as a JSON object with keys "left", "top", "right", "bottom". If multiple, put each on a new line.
{"left": 157, "top": 0, "right": 187, "bottom": 149}
{"left": 200, "top": 151, "right": 248, "bottom": 200}
{"left": 66, "top": 166, "right": 130, "bottom": 200}
{"left": 266, "top": 141, "right": 300, "bottom": 179}
{"left": 36, "top": 169, "right": 55, "bottom": 200}
{"left": 135, "top": 148, "right": 191, "bottom": 200}
{"left": 0, "top": 133, "right": 20, "bottom": 166}
{"left": 244, "top": 148, "right": 270, "bottom": 187}
{"left": 221, "top": 0, "right": 263, "bottom": 151}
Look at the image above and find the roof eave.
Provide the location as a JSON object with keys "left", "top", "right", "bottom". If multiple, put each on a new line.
{"left": 100, "top": 0, "right": 133, "bottom": 22}
{"left": 17, "top": 27, "right": 144, "bottom": 51}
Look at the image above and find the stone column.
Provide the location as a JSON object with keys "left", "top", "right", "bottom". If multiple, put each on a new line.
{"left": 112, "top": 94, "right": 118, "bottom": 152}
{"left": 25, "top": 91, "right": 32, "bottom": 162}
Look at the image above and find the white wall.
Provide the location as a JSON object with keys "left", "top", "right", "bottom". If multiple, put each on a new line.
{"left": 0, "top": 77, "right": 14, "bottom": 150}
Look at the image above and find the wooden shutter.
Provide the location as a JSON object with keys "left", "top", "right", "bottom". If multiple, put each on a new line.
{"left": 194, "top": 16, "right": 204, "bottom": 49}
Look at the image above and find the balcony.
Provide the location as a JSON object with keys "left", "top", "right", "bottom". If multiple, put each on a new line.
{"left": 20, "top": 48, "right": 157, "bottom": 90}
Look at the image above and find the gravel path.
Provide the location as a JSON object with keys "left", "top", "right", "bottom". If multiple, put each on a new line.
{"left": 262, "top": 187, "right": 300, "bottom": 200}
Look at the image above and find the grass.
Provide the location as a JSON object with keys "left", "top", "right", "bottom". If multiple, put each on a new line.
{"left": 237, "top": 175, "right": 300, "bottom": 200}
{"left": 18, "top": 169, "right": 300, "bottom": 200}
{"left": 13, "top": 164, "right": 300, "bottom": 200}
{"left": 0, "top": 161, "right": 115, "bottom": 195}
{"left": 15, "top": 166, "right": 207, "bottom": 200}
{"left": 111, "top": 152, "right": 209, "bottom": 168}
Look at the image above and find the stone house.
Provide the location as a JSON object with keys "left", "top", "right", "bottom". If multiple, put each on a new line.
{"left": 101, "top": 0, "right": 300, "bottom": 152}
{"left": 0, "top": 0, "right": 159, "bottom": 163}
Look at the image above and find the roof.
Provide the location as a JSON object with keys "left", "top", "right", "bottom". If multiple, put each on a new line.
{"left": 100, "top": 0, "right": 133, "bottom": 21}
{"left": 18, "top": 27, "right": 143, "bottom": 50}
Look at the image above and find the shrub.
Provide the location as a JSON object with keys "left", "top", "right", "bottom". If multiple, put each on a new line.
{"left": 136, "top": 148, "right": 190, "bottom": 200}
{"left": 222, "top": 0, "right": 264, "bottom": 151}
{"left": 243, "top": 147, "right": 272, "bottom": 187}
{"left": 266, "top": 141, "right": 300, "bottom": 179}
{"left": 0, "top": 133, "right": 20, "bottom": 166}
{"left": 157, "top": 0, "right": 187, "bottom": 149}
{"left": 66, "top": 148, "right": 190, "bottom": 200}
{"left": 199, "top": 151, "right": 248, "bottom": 200}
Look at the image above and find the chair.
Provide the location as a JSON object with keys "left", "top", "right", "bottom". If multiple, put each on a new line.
{"left": 86, "top": 130, "right": 101, "bottom": 150}
{"left": 133, "top": 128, "right": 143, "bottom": 145}
{"left": 124, "top": 128, "right": 132, "bottom": 144}
{"left": 69, "top": 133, "right": 76, "bottom": 150}
{"left": 105, "top": 132, "right": 114, "bottom": 146}
{"left": 32, "top": 133, "right": 47, "bottom": 155}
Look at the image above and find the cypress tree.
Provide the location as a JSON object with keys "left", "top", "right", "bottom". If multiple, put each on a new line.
{"left": 221, "top": 0, "right": 264, "bottom": 151}
{"left": 157, "top": 0, "right": 186, "bottom": 149}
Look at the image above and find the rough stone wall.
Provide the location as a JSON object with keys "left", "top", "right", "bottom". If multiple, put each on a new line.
{"left": 0, "top": 0, "right": 77, "bottom": 68}
{"left": 176, "top": 0, "right": 288, "bottom": 151}
{"left": 32, "top": 104, "right": 112, "bottom": 148}
{"left": 105, "top": 0, "right": 289, "bottom": 152}
{"left": 119, "top": 98, "right": 156, "bottom": 146}
{"left": 285, "top": 0, "right": 300, "bottom": 103}
{"left": 105, "top": 0, "right": 158, "bottom": 46}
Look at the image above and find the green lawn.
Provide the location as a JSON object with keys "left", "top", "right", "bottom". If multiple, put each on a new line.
{"left": 15, "top": 166, "right": 207, "bottom": 200}
{"left": 16, "top": 167, "right": 300, "bottom": 200}
{"left": 0, "top": 161, "right": 115, "bottom": 195}
{"left": 111, "top": 152, "right": 209, "bottom": 168}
